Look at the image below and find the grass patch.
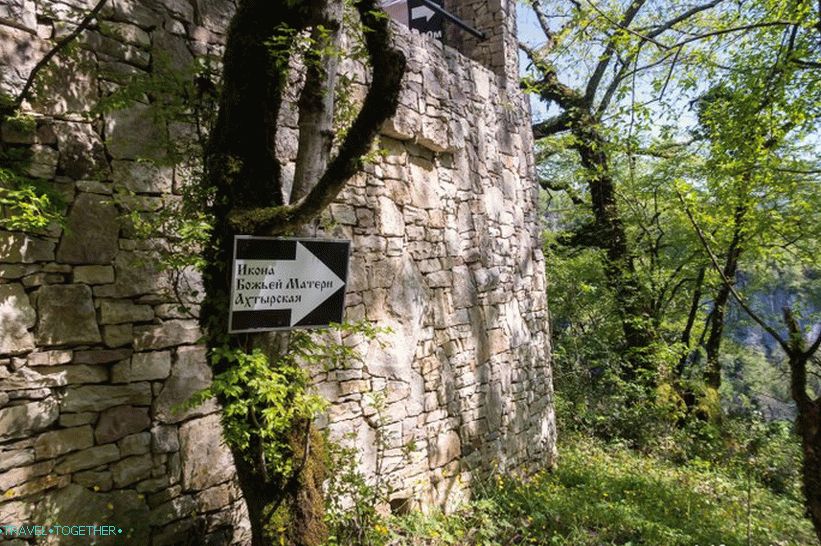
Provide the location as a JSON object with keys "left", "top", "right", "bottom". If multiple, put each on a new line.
{"left": 385, "top": 436, "right": 815, "bottom": 545}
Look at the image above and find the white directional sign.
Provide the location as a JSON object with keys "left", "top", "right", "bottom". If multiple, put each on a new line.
{"left": 229, "top": 236, "right": 350, "bottom": 333}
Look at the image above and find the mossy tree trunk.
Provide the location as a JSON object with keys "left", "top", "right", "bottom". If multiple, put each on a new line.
{"left": 199, "top": 1, "right": 405, "bottom": 545}
{"left": 795, "top": 367, "right": 821, "bottom": 544}
{"left": 572, "top": 116, "right": 657, "bottom": 381}
{"left": 533, "top": 71, "right": 657, "bottom": 382}
{"left": 526, "top": 0, "right": 660, "bottom": 383}
{"left": 784, "top": 310, "right": 821, "bottom": 544}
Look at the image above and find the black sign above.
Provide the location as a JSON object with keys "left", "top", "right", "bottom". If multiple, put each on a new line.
{"left": 229, "top": 236, "right": 350, "bottom": 333}
{"left": 408, "top": 0, "right": 444, "bottom": 39}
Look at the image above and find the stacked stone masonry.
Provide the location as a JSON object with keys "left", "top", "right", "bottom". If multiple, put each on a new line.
{"left": 0, "top": 0, "right": 556, "bottom": 544}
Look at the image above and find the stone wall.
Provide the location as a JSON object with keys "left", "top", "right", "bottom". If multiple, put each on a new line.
{"left": 443, "top": 0, "right": 520, "bottom": 87}
{"left": 0, "top": 0, "right": 555, "bottom": 543}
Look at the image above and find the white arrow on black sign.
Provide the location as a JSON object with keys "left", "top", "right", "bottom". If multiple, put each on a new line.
{"left": 410, "top": 5, "right": 435, "bottom": 21}
{"left": 407, "top": 0, "right": 443, "bottom": 36}
{"left": 229, "top": 237, "right": 350, "bottom": 333}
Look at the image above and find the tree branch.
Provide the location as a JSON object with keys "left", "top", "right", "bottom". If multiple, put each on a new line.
{"left": 520, "top": 41, "right": 584, "bottom": 113}
{"left": 641, "top": 0, "right": 725, "bottom": 40}
{"left": 537, "top": 69, "right": 586, "bottom": 111}
{"left": 228, "top": 0, "right": 406, "bottom": 235}
{"left": 533, "top": 112, "right": 574, "bottom": 138}
{"left": 539, "top": 178, "right": 585, "bottom": 205}
{"left": 290, "top": 1, "right": 342, "bottom": 203}
{"left": 670, "top": 21, "right": 796, "bottom": 49}
{"left": 586, "top": 0, "right": 667, "bottom": 50}
{"left": 806, "top": 326, "right": 821, "bottom": 360}
{"left": 657, "top": 251, "right": 700, "bottom": 311}
{"left": 792, "top": 58, "right": 821, "bottom": 69}
{"left": 596, "top": 53, "right": 640, "bottom": 117}
{"left": 584, "top": 0, "right": 648, "bottom": 106}
{"left": 518, "top": 41, "right": 543, "bottom": 69}
{"left": 531, "top": 0, "right": 558, "bottom": 47}
{"left": 784, "top": 308, "right": 812, "bottom": 408}
{"left": 629, "top": 138, "right": 698, "bottom": 158}
{"left": 677, "top": 189, "right": 790, "bottom": 352}
{"left": 5, "top": 0, "right": 107, "bottom": 116}
{"left": 594, "top": 0, "right": 724, "bottom": 116}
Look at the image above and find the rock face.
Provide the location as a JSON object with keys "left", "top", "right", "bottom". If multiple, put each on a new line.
{"left": 0, "top": 283, "right": 36, "bottom": 355}
{"left": 95, "top": 406, "right": 151, "bottom": 443}
{"left": 34, "top": 425, "right": 95, "bottom": 459}
{"left": 0, "top": 0, "right": 555, "bottom": 542}
{"left": 35, "top": 484, "right": 150, "bottom": 545}
{"left": 111, "top": 351, "right": 171, "bottom": 382}
{"left": 35, "top": 284, "right": 101, "bottom": 345}
{"left": 105, "top": 103, "right": 166, "bottom": 160}
{"left": 56, "top": 193, "right": 120, "bottom": 265}
{"left": 61, "top": 384, "right": 152, "bottom": 413}
{"left": 0, "top": 398, "right": 59, "bottom": 440}
{"left": 0, "top": 231, "right": 54, "bottom": 263}
{"left": 53, "top": 121, "right": 107, "bottom": 179}
{"left": 153, "top": 346, "right": 214, "bottom": 423}
{"left": 179, "top": 414, "right": 234, "bottom": 491}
